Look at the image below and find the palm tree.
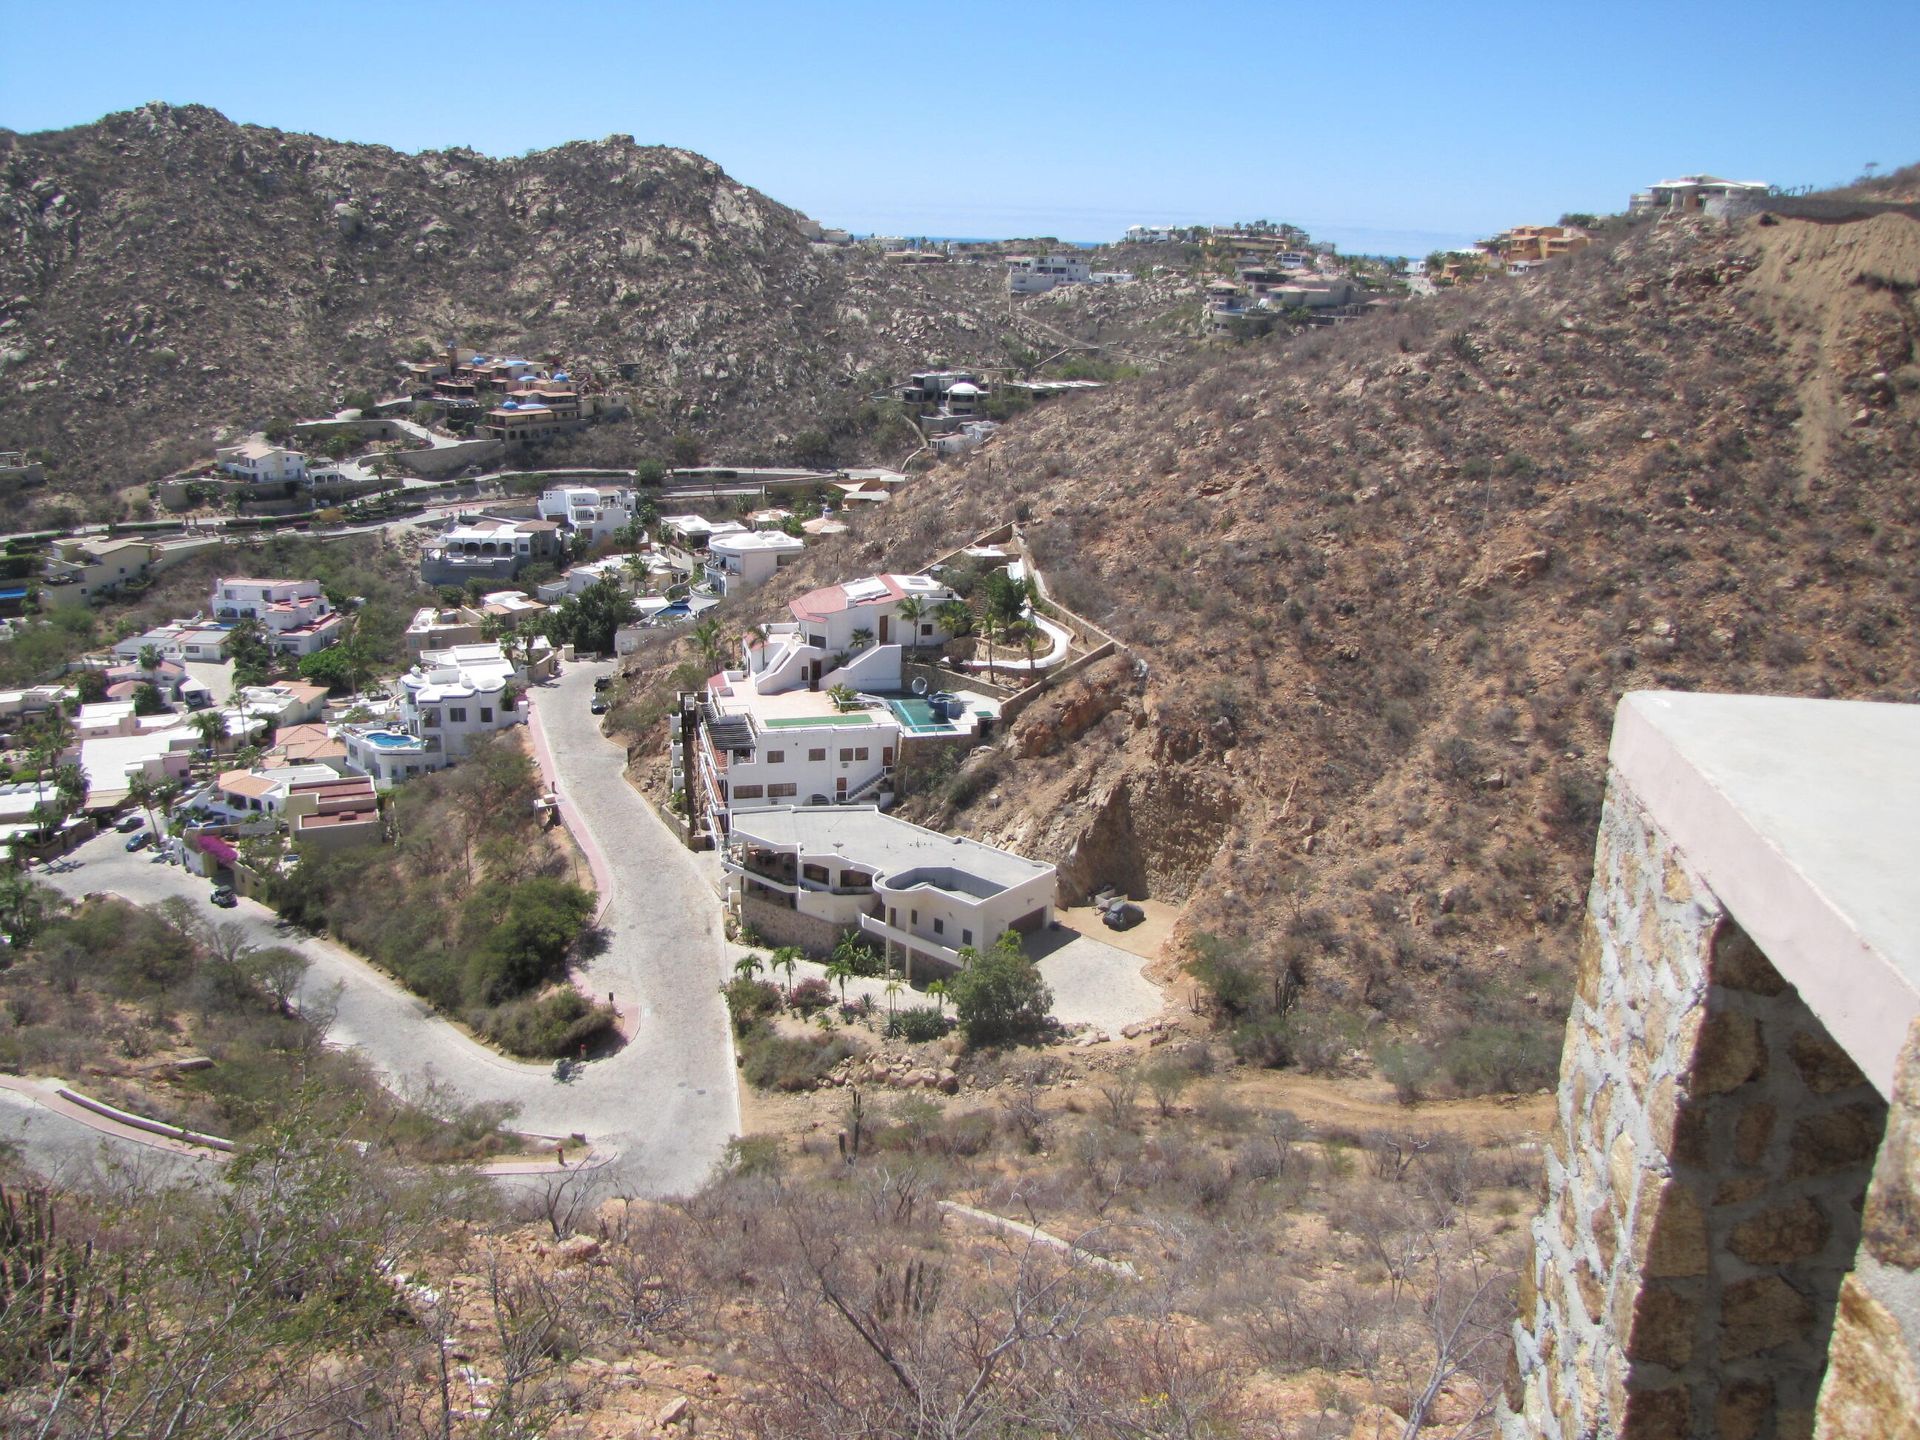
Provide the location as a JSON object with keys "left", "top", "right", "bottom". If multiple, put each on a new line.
{"left": 827, "top": 683, "right": 858, "bottom": 713}
{"left": 978, "top": 614, "right": 1002, "bottom": 686}
{"left": 826, "top": 954, "right": 854, "bottom": 1004}
{"left": 883, "top": 974, "right": 904, "bottom": 1023}
{"left": 691, "top": 617, "right": 726, "bottom": 673}
{"left": 190, "top": 708, "right": 226, "bottom": 760}
{"left": 128, "top": 772, "right": 163, "bottom": 834}
{"left": 772, "top": 946, "right": 801, "bottom": 988}
{"left": 935, "top": 599, "right": 974, "bottom": 642}
{"left": 139, "top": 643, "right": 163, "bottom": 672}
{"left": 926, "top": 979, "right": 949, "bottom": 1017}
{"left": 733, "top": 953, "right": 764, "bottom": 983}
{"left": 1009, "top": 617, "right": 1043, "bottom": 675}
{"left": 848, "top": 627, "right": 875, "bottom": 653}
{"left": 894, "top": 596, "right": 927, "bottom": 655}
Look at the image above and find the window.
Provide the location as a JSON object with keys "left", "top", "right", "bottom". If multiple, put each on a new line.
{"left": 732, "top": 784, "right": 764, "bottom": 800}
{"left": 480, "top": 707, "right": 493, "bottom": 723}
{"left": 853, "top": 747, "right": 869, "bottom": 761}
{"left": 802, "top": 863, "right": 830, "bottom": 884}
{"left": 448, "top": 708, "right": 467, "bottom": 723}
{"left": 921, "top": 623, "right": 934, "bottom": 636}
{"left": 910, "top": 909, "right": 918, "bottom": 925}
{"left": 768, "top": 783, "right": 797, "bottom": 798}
{"left": 840, "top": 870, "right": 870, "bottom": 889}
{"left": 764, "top": 749, "right": 785, "bottom": 764}
{"left": 839, "top": 748, "right": 853, "bottom": 763}
{"left": 962, "top": 929, "right": 973, "bottom": 947}
{"left": 933, "top": 918, "right": 944, "bottom": 935}
{"left": 808, "top": 748, "right": 826, "bottom": 762}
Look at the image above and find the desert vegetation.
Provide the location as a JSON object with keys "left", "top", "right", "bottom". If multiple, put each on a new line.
{"left": 271, "top": 733, "right": 612, "bottom": 1058}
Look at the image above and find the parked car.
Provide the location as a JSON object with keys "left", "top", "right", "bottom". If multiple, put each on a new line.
{"left": 210, "top": 885, "right": 238, "bottom": 908}
{"left": 116, "top": 813, "right": 145, "bottom": 832}
{"left": 590, "top": 697, "right": 608, "bottom": 714}
{"left": 1102, "top": 901, "right": 1145, "bottom": 931}
{"left": 124, "top": 831, "right": 151, "bottom": 852}
{"left": 594, "top": 676, "right": 613, "bottom": 691}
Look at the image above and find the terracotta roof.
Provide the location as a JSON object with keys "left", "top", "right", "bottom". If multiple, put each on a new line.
{"left": 219, "top": 771, "right": 277, "bottom": 799}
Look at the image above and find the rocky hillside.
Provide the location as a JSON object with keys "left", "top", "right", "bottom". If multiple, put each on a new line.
{"left": 628, "top": 203, "right": 1920, "bottom": 1038}
{"left": 0, "top": 103, "right": 1053, "bottom": 500}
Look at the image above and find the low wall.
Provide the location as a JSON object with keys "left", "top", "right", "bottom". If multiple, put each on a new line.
{"left": 1502, "top": 694, "right": 1920, "bottom": 1440}
{"left": 394, "top": 438, "right": 504, "bottom": 478}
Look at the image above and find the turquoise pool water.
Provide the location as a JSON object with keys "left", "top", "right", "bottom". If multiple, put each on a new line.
{"left": 887, "top": 696, "right": 956, "bottom": 733}
{"left": 363, "top": 731, "right": 421, "bottom": 750}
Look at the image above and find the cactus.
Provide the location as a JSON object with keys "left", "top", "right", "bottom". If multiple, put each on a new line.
{"left": 0, "top": 1183, "right": 112, "bottom": 1382}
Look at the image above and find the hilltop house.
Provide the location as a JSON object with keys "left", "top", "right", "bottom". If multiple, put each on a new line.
{"left": 215, "top": 440, "right": 308, "bottom": 485}
{"left": 1629, "top": 174, "right": 1771, "bottom": 216}
{"left": 725, "top": 805, "right": 1056, "bottom": 975}
{"left": 704, "top": 530, "right": 805, "bottom": 595}
{"left": 210, "top": 577, "right": 341, "bottom": 655}
{"left": 537, "top": 483, "right": 636, "bottom": 541}
{"left": 419, "top": 517, "right": 562, "bottom": 587}
{"left": 661, "top": 515, "right": 749, "bottom": 551}
{"left": 41, "top": 538, "right": 161, "bottom": 606}
{"left": 1007, "top": 254, "right": 1092, "bottom": 294}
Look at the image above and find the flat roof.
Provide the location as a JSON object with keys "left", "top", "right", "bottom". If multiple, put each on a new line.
{"left": 1611, "top": 691, "right": 1920, "bottom": 1096}
{"left": 729, "top": 805, "right": 1054, "bottom": 891}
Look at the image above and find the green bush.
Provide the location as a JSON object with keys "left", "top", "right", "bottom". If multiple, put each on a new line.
{"left": 886, "top": 1005, "right": 949, "bottom": 1043}
{"left": 740, "top": 1027, "right": 858, "bottom": 1092}
{"left": 1439, "top": 1022, "right": 1559, "bottom": 1096}
{"left": 460, "top": 878, "right": 596, "bottom": 1007}
{"left": 1374, "top": 1039, "right": 1438, "bottom": 1104}
{"left": 722, "top": 976, "right": 784, "bottom": 1037}
{"left": 475, "top": 988, "right": 617, "bottom": 1059}
{"left": 948, "top": 933, "right": 1053, "bottom": 1049}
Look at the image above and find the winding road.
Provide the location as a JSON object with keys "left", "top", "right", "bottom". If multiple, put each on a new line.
{"left": 13, "top": 660, "right": 739, "bottom": 1197}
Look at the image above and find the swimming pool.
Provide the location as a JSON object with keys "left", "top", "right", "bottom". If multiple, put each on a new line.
{"left": 361, "top": 730, "right": 421, "bottom": 750}
{"left": 886, "top": 696, "right": 960, "bottom": 733}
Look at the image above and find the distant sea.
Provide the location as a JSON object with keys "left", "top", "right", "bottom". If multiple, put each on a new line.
{"left": 853, "top": 229, "right": 1476, "bottom": 261}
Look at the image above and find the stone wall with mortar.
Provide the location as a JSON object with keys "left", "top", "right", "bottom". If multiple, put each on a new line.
{"left": 1502, "top": 774, "right": 1888, "bottom": 1439}
{"left": 1814, "top": 1017, "right": 1920, "bottom": 1439}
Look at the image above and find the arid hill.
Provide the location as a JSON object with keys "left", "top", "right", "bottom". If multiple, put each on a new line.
{"left": 0, "top": 104, "right": 1128, "bottom": 503}
{"left": 624, "top": 203, "right": 1920, "bottom": 1048}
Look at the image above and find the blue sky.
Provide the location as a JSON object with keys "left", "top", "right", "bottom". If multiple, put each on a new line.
{"left": 2, "top": 1, "right": 1914, "bottom": 256}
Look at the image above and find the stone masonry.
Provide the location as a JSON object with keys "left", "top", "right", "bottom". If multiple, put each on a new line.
{"left": 1503, "top": 776, "right": 1887, "bottom": 1438}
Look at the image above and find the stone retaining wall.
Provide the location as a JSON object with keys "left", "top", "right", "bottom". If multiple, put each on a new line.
{"left": 1503, "top": 776, "right": 1890, "bottom": 1438}
{"left": 739, "top": 893, "right": 848, "bottom": 957}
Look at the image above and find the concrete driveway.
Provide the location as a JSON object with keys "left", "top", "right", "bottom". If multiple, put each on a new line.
{"left": 33, "top": 665, "right": 738, "bottom": 1198}
{"left": 1028, "top": 926, "right": 1166, "bottom": 1034}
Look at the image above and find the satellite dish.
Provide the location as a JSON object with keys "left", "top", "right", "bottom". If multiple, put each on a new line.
{"left": 911, "top": 676, "right": 929, "bottom": 696}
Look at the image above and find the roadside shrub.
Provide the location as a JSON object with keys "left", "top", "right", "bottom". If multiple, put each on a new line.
{"left": 786, "top": 977, "right": 833, "bottom": 1016}
{"left": 740, "top": 1028, "right": 859, "bottom": 1092}
{"left": 475, "top": 988, "right": 617, "bottom": 1059}
{"left": 722, "top": 976, "right": 783, "bottom": 1037}
{"left": 887, "top": 1005, "right": 948, "bottom": 1043}
{"left": 1230, "top": 1014, "right": 1296, "bottom": 1068}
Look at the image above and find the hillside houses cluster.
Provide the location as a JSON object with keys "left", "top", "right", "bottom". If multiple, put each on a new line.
{"left": 672, "top": 534, "right": 1105, "bottom": 976}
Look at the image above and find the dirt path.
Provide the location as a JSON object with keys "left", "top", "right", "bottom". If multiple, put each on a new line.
{"left": 1227, "top": 1068, "right": 1555, "bottom": 1144}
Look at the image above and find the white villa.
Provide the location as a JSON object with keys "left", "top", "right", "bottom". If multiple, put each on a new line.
{"left": 1630, "top": 174, "right": 1772, "bottom": 217}
{"left": 420, "top": 517, "right": 563, "bottom": 587}
{"left": 215, "top": 440, "right": 308, "bottom": 485}
{"left": 724, "top": 805, "right": 1056, "bottom": 976}
{"left": 344, "top": 642, "right": 526, "bottom": 786}
{"left": 537, "top": 483, "right": 636, "bottom": 542}
{"left": 1008, "top": 254, "right": 1093, "bottom": 294}
{"left": 210, "top": 577, "right": 341, "bottom": 655}
{"left": 661, "top": 515, "right": 749, "bottom": 551}
{"left": 704, "top": 530, "right": 805, "bottom": 595}
{"left": 675, "top": 573, "right": 999, "bottom": 845}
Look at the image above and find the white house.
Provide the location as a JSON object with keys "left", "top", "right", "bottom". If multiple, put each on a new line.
{"left": 536, "top": 557, "right": 636, "bottom": 603}
{"left": 724, "top": 805, "right": 1056, "bottom": 976}
{"left": 660, "top": 515, "right": 749, "bottom": 551}
{"left": 1008, "top": 254, "right": 1093, "bottom": 294}
{"left": 537, "top": 483, "right": 637, "bottom": 542}
{"left": 210, "top": 578, "right": 341, "bottom": 655}
{"left": 1123, "top": 225, "right": 1177, "bottom": 244}
{"left": 343, "top": 642, "right": 525, "bottom": 786}
{"left": 215, "top": 440, "right": 308, "bottom": 485}
{"left": 1630, "top": 175, "right": 1771, "bottom": 217}
{"left": 704, "top": 530, "right": 805, "bottom": 595}
{"left": 420, "top": 518, "right": 563, "bottom": 587}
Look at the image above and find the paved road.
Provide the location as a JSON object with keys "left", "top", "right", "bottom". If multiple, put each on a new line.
{"left": 0, "top": 1085, "right": 211, "bottom": 1191}
{"left": 35, "top": 670, "right": 738, "bottom": 1197}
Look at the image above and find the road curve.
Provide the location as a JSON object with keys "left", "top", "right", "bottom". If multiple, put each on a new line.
{"left": 33, "top": 661, "right": 738, "bottom": 1198}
